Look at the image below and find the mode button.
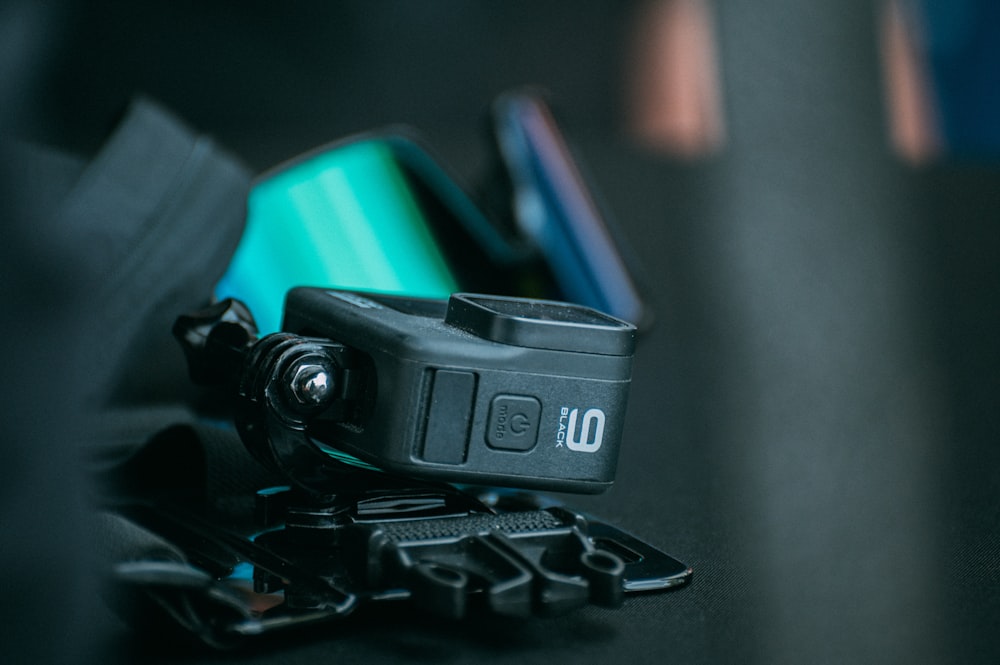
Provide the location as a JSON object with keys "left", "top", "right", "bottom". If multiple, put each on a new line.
{"left": 486, "top": 395, "right": 541, "bottom": 451}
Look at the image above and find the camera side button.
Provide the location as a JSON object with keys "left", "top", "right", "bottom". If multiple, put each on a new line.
{"left": 421, "top": 370, "right": 476, "bottom": 465}
{"left": 486, "top": 395, "right": 541, "bottom": 451}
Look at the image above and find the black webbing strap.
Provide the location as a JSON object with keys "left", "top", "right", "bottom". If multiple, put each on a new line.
{"left": 56, "top": 97, "right": 252, "bottom": 418}
{"left": 2, "top": 97, "right": 255, "bottom": 657}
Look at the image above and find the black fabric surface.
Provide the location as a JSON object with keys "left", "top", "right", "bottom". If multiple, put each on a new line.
{"left": 2, "top": 2, "right": 998, "bottom": 664}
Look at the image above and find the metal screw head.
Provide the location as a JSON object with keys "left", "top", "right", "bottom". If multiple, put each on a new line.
{"left": 288, "top": 361, "right": 335, "bottom": 408}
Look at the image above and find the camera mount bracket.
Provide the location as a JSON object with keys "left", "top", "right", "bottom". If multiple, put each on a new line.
{"left": 175, "top": 298, "right": 422, "bottom": 500}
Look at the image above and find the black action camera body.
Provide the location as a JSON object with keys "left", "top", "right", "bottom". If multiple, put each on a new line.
{"left": 282, "top": 288, "right": 636, "bottom": 493}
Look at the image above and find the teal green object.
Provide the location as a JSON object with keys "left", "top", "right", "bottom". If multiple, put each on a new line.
{"left": 216, "top": 140, "right": 459, "bottom": 333}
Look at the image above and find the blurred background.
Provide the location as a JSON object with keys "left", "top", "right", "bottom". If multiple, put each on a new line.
{"left": 6, "top": 1, "right": 1000, "bottom": 166}
{"left": 2, "top": 1, "right": 998, "bottom": 663}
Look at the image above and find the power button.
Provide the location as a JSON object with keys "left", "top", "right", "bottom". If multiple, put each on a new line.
{"left": 486, "top": 395, "right": 541, "bottom": 451}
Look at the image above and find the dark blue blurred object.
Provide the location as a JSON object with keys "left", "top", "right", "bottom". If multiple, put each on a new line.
{"left": 919, "top": 0, "right": 1000, "bottom": 159}
{"left": 490, "top": 91, "right": 649, "bottom": 326}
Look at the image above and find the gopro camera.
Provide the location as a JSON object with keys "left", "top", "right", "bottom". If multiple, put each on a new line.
{"left": 281, "top": 288, "right": 636, "bottom": 493}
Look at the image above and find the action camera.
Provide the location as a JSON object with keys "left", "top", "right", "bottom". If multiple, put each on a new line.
{"left": 278, "top": 289, "right": 636, "bottom": 493}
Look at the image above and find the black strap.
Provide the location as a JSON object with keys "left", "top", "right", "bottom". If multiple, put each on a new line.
{"left": 1, "top": 97, "right": 253, "bottom": 660}
{"left": 57, "top": 97, "right": 252, "bottom": 420}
